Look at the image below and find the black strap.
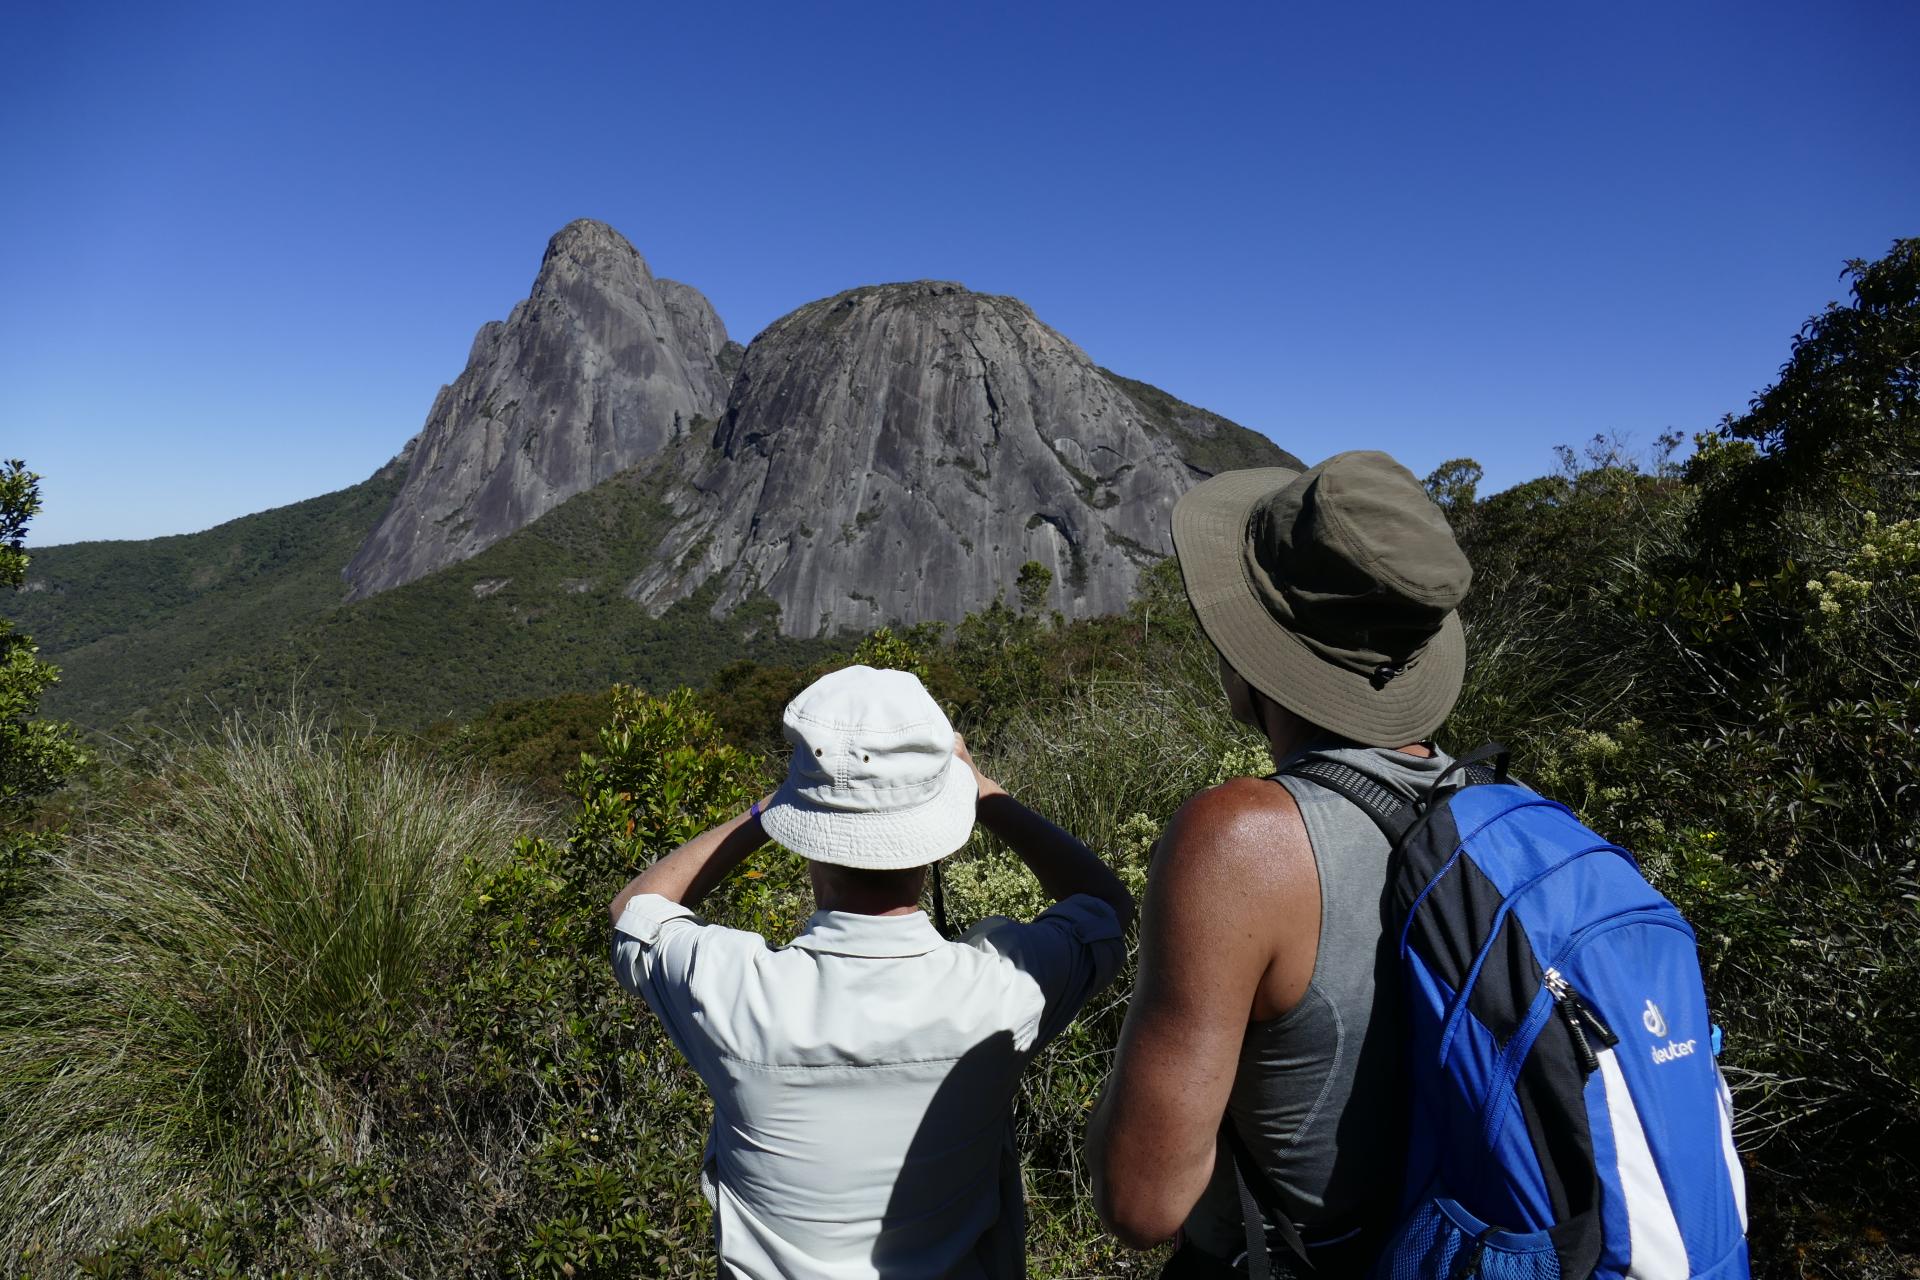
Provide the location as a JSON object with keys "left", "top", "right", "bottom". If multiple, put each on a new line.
{"left": 1233, "top": 1141, "right": 1273, "bottom": 1280}
{"left": 1447, "top": 1227, "right": 1494, "bottom": 1279}
{"left": 932, "top": 859, "right": 953, "bottom": 939}
{"left": 1221, "top": 1118, "right": 1310, "bottom": 1276}
{"left": 1278, "top": 743, "right": 1510, "bottom": 853}
{"left": 1284, "top": 758, "right": 1416, "bottom": 844}
{"left": 1433, "top": 742, "right": 1510, "bottom": 791}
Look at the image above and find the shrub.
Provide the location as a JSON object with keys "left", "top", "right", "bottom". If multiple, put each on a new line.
{"left": 1443, "top": 417, "right": 1920, "bottom": 1272}
{"left": 0, "top": 710, "right": 534, "bottom": 1267}
{"left": 430, "top": 685, "right": 780, "bottom": 1279}
{"left": 1, "top": 459, "right": 89, "bottom": 912}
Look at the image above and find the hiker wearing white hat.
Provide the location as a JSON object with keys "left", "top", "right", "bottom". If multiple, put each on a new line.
{"left": 610, "top": 665, "right": 1134, "bottom": 1279}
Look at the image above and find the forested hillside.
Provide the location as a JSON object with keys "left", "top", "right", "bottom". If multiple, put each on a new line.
{"left": 9, "top": 455, "right": 407, "bottom": 726}
{"left": 0, "top": 239, "right": 1913, "bottom": 1277}
{"left": 12, "top": 439, "right": 833, "bottom": 730}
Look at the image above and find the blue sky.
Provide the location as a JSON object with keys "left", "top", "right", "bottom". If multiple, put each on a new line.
{"left": 4, "top": 0, "right": 1916, "bottom": 546}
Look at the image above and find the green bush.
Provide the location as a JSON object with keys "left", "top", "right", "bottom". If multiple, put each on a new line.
{"left": 1, "top": 459, "right": 89, "bottom": 911}
{"left": 1438, "top": 425, "right": 1919, "bottom": 1268}
{"left": 429, "top": 684, "right": 794, "bottom": 1279}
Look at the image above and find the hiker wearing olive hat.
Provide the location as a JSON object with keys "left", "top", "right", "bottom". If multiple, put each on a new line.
{"left": 609, "top": 665, "right": 1134, "bottom": 1279}
{"left": 1088, "top": 452, "right": 1474, "bottom": 1278}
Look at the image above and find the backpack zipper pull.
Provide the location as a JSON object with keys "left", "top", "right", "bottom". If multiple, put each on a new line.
{"left": 1544, "top": 968, "right": 1604, "bottom": 1073}
{"left": 1565, "top": 987, "right": 1619, "bottom": 1049}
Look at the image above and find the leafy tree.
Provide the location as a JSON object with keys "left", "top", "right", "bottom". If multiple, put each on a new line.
{"left": 1423, "top": 458, "right": 1484, "bottom": 540}
{"left": 1423, "top": 458, "right": 1482, "bottom": 512}
{"left": 952, "top": 600, "right": 1048, "bottom": 729}
{"left": 0, "top": 461, "right": 87, "bottom": 881}
{"left": 850, "top": 625, "right": 933, "bottom": 680}
{"left": 1016, "top": 560, "right": 1054, "bottom": 614}
{"left": 1691, "top": 237, "right": 1920, "bottom": 567}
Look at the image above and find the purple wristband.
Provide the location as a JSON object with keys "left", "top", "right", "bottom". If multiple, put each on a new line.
{"left": 749, "top": 800, "right": 762, "bottom": 821}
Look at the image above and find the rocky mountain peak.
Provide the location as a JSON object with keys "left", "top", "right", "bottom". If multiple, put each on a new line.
{"left": 532, "top": 219, "right": 656, "bottom": 306}
{"left": 542, "top": 217, "right": 650, "bottom": 271}
{"left": 631, "top": 275, "right": 1296, "bottom": 635}
{"left": 342, "top": 221, "right": 731, "bottom": 600}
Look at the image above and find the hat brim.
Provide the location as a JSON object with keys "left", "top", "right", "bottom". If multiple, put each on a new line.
{"left": 1171, "top": 468, "right": 1465, "bottom": 747}
{"left": 759, "top": 753, "right": 979, "bottom": 869}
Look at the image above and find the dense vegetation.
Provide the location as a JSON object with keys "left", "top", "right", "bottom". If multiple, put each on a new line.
{"left": 0, "top": 713, "right": 538, "bottom": 1264}
{"left": 0, "top": 239, "right": 1913, "bottom": 1277}
{"left": 5, "top": 457, "right": 408, "bottom": 727}
{"left": 163, "top": 453, "right": 838, "bottom": 729}
{"left": 0, "top": 461, "right": 88, "bottom": 908}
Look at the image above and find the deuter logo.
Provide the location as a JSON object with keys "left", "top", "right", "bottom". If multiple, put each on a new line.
{"left": 1651, "top": 1038, "right": 1698, "bottom": 1065}
{"left": 1642, "top": 999, "right": 1694, "bottom": 1064}
{"left": 1642, "top": 999, "right": 1668, "bottom": 1037}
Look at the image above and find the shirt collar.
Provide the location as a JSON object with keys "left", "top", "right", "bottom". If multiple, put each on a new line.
{"left": 787, "top": 909, "right": 946, "bottom": 958}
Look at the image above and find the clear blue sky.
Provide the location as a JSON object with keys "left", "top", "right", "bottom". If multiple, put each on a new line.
{"left": 4, "top": 0, "right": 1916, "bottom": 546}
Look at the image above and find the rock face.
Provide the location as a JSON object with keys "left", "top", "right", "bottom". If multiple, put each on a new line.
{"left": 630, "top": 282, "right": 1298, "bottom": 634}
{"left": 343, "top": 220, "right": 733, "bottom": 600}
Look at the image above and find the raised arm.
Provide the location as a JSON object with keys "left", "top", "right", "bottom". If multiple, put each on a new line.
{"left": 608, "top": 791, "right": 776, "bottom": 924}
{"left": 1086, "top": 777, "right": 1319, "bottom": 1247}
{"left": 956, "top": 735, "right": 1135, "bottom": 927}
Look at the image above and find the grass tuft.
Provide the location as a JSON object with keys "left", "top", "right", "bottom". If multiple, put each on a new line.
{"left": 0, "top": 709, "right": 535, "bottom": 1262}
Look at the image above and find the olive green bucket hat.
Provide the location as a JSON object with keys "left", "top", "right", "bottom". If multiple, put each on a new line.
{"left": 1170, "top": 451, "right": 1473, "bottom": 747}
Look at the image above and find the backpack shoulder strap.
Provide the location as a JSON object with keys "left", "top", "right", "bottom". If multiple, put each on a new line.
{"left": 1221, "top": 1117, "right": 1311, "bottom": 1276}
{"left": 1281, "top": 757, "right": 1415, "bottom": 844}
{"left": 1277, "top": 743, "right": 1511, "bottom": 850}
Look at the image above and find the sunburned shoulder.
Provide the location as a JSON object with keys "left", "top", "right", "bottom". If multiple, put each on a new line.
{"left": 1154, "top": 774, "right": 1312, "bottom": 884}
{"left": 1172, "top": 773, "right": 1303, "bottom": 835}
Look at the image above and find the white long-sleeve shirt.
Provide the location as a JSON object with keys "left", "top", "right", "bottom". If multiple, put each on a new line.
{"left": 611, "top": 892, "right": 1125, "bottom": 1279}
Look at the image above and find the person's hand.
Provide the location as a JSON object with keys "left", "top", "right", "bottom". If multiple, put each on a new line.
{"left": 953, "top": 733, "right": 1008, "bottom": 801}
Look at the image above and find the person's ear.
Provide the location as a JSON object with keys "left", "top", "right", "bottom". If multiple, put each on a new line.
{"left": 1216, "top": 652, "right": 1260, "bottom": 731}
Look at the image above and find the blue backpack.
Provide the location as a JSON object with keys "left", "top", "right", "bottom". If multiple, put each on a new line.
{"left": 1227, "top": 746, "right": 1750, "bottom": 1280}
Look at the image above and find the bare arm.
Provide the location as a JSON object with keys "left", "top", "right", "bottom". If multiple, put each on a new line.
{"left": 956, "top": 735, "right": 1135, "bottom": 927}
{"left": 1086, "top": 778, "right": 1318, "bottom": 1248}
{"left": 608, "top": 791, "right": 776, "bottom": 924}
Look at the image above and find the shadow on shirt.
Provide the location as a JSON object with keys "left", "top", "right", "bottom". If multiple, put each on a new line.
{"left": 875, "top": 1028, "right": 1028, "bottom": 1278}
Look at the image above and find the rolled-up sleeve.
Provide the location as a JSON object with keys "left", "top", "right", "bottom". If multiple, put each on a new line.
{"left": 610, "top": 893, "right": 704, "bottom": 1027}
{"left": 963, "top": 893, "right": 1127, "bottom": 1048}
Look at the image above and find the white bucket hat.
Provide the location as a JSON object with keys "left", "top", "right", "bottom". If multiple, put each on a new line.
{"left": 758, "top": 665, "right": 978, "bottom": 870}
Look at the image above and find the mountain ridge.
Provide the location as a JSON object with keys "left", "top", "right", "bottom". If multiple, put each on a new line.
{"left": 621, "top": 278, "right": 1297, "bottom": 634}
{"left": 12, "top": 221, "right": 1300, "bottom": 727}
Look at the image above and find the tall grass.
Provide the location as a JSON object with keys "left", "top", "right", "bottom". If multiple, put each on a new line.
{"left": 947, "top": 668, "right": 1263, "bottom": 921}
{"left": 0, "top": 711, "right": 536, "bottom": 1264}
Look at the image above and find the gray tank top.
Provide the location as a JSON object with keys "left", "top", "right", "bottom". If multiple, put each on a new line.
{"left": 1183, "top": 741, "right": 1457, "bottom": 1258}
